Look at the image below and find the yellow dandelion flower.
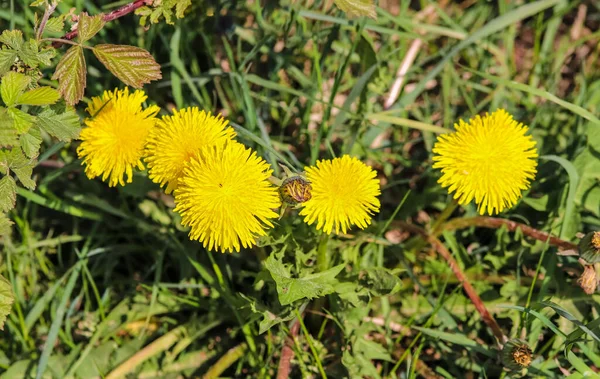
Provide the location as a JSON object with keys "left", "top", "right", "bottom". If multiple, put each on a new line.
{"left": 299, "top": 155, "right": 380, "bottom": 234}
{"left": 145, "top": 107, "right": 236, "bottom": 193}
{"left": 174, "top": 141, "right": 280, "bottom": 253}
{"left": 432, "top": 109, "right": 538, "bottom": 215}
{"left": 77, "top": 88, "right": 159, "bottom": 187}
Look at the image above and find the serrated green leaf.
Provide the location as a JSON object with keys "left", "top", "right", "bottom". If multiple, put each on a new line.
{"left": 78, "top": 13, "right": 106, "bottom": 43}
{"left": 265, "top": 254, "right": 345, "bottom": 305}
{"left": 0, "top": 108, "right": 18, "bottom": 147}
{"left": 20, "top": 127, "right": 42, "bottom": 158}
{"left": 334, "top": 0, "right": 376, "bottom": 19}
{"left": 0, "top": 274, "right": 14, "bottom": 330}
{"left": 52, "top": 46, "right": 86, "bottom": 105}
{"left": 35, "top": 107, "right": 81, "bottom": 141}
{"left": 12, "top": 161, "right": 35, "bottom": 189}
{"left": 1, "top": 71, "right": 31, "bottom": 107}
{"left": 0, "top": 213, "right": 12, "bottom": 235}
{"left": 7, "top": 107, "right": 34, "bottom": 133}
{"left": 93, "top": 44, "right": 161, "bottom": 88}
{"left": 0, "top": 175, "right": 17, "bottom": 212}
{"left": 0, "top": 49, "right": 18, "bottom": 76}
{"left": 0, "top": 147, "right": 35, "bottom": 189}
{"left": 17, "top": 39, "right": 55, "bottom": 69}
{"left": 45, "top": 17, "right": 65, "bottom": 34}
{"left": 0, "top": 30, "right": 23, "bottom": 50}
{"left": 17, "top": 86, "right": 59, "bottom": 106}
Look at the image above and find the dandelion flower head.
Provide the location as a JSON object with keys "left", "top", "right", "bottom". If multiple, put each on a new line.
{"left": 174, "top": 141, "right": 280, "bottom": 253}
{"left": 299, "top": 155, "right": 380, "bottom": 234}
{"left": 77, "top": 88, "right": 159, "bottom": 187}
{"left": 145, "top": 107, "right": 236, "bottom": 193}
{"left": 432, "top": 109, "right": 538, "bottom": 215}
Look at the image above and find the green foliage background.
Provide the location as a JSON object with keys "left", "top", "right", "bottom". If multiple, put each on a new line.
{"left": 2, "top": 0, "right": 600, "bottom": 378}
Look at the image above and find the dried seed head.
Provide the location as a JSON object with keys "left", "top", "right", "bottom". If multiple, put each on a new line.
{"left": 578, "top": 265, "right": 598, "bottom": 295}
{"left": 502, "top": 339, "right": 532, "bottom": 371}
{"left": 578, "top": 232, "right": 600, "bottom": 264}
{"left": 279, "top": 176, "right": 312, "bottom": 205}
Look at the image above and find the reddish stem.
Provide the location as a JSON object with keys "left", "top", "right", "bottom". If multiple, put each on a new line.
{"left": 395, "top": 221, "right": 507, "bottom": 344}
{"left": 276, "top": 320, "right": 300, "bottom": 379}
{"left": 52, "top": 0, "right": 151, "bottom": 48}
{"left": 440, "top": 217, "right": 577, "bottom": 251}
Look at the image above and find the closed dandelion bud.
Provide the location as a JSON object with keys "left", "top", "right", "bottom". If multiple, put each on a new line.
{"left": 279, "top": 176, "right": 312, "bottom": 205}
{"left": 502, "top": 339, "right": 532, "bottom": 371}
{"left": 578, "top": 232, "right": 600, "bottom": 264}
{"left": 577, "top": 265, "right": 598, "bottom": 295}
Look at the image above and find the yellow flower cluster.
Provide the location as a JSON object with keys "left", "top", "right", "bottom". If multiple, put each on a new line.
{"left": 433, "top": 109, "right": 538, "bottom": 215}
{"left": 76, "top": 88, "right": 381, "bottom": 253}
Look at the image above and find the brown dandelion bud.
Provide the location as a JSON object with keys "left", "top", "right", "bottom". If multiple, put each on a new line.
{"left": 578, "top": 231, "right": 600, "bottom": 264}
{"left": 279, "top": 176, "right": 312, "bottom": 205}
{"left": 502, "top": 339, "right": 532, "bottom": 371}
{"left": 578, "top": 265, "right": 598, "bottom": 295}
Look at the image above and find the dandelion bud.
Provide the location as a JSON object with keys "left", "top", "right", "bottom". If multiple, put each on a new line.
{"left": 279, "top": 176, "right": 312, "bottom": 205}
{"left": 578, "top": 231, "right": 600, "bottom": 264}
{"left": 577, "top": 265, "right": 597, "bottom": 295}
{"left": 502, "top": 339, "right": 532, "bottom": 371}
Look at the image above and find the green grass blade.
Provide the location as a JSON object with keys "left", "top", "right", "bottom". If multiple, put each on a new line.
{"left": 397, "top": 0, "right": 560, "bottom": 108}
{"left": 35, "top": 260, "right": 83, "bottom": 379}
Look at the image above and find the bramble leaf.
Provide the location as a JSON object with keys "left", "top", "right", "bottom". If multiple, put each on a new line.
{"left": 93, "top": 44, "right": 162, "bottom": 88}
{"left": 0, "top": 147, "right": 35, "bottom": 189}
{"left": 0, "top": 213, "right": 12, "bottom": 235}
{"left": 265, "top": 254, "right": 345, "bottom": 305}
{"left": 334, "top": 0, "right": 376, "bottom": 19}
{"left": 0, "top": 30, "right": 23, "bottom": 50}
{"left": 78, "top": 13, "right": 106, "bottom": 43}
{"left": 0, "top": 175, "right": 16, "bottom": 212}
{"left": 17, "top": 86, "right": 60, "bottom": 106}
{"left": 1, "top": 71, "right": 31, "bottom": 107}
{"left": 45, "top": 16, "right": 65, "bottom": 34}
{"left": 0, "top": 274, "right": 14, "bottom": 330}
{"left": 0, "top": 108, "right": 18, "bottom": 147}
{"left": 136, "top": 0, "right": 191, "bottom": 26}
{"left": 0, "top": 49, "right": 18, "bottom": 76}
{"left": 52, "top": 46, "right": 86, "bottom": 105}
{"left": 7, "top": 107, "right": 34, "bottom": 133}
{"left": 35, "top": 107, "right": 81, "bottom": 141}
{"left": 20, "top": 127, "right": 42, "bottom": 158}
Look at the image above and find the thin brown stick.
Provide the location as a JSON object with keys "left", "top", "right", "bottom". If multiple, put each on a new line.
{"left": 276, "top": 319, "right": 301, "bottom": 379}
{"left": 52, "top": 0, "right": 151, "bottom": 48}
{"left": 394, "top": 221, "right": 507, "bottom": 344}
{"left": 440, "top": 217, "right": 577, "bottom": 251}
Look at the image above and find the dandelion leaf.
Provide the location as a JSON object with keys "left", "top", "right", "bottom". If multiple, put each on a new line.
{"left": 77, "top": 13, "right": 106, "bottom": 43}
{"left": 93, "top": 44, "right": 162, "bottom": 88}
{"left": 264, "top": 253, "right": 344, "bottom": 305}
{"left": 0, "top": 274, "right": 13, "bottom": 330}
{"left": 334, "top": 0, "right": 376, "bottom": 19}
{"left": 35, "top": 107, "right": 81, "bottom": 141}
{"left": 52, "top": 45, "right": 86, "bottom": 105}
